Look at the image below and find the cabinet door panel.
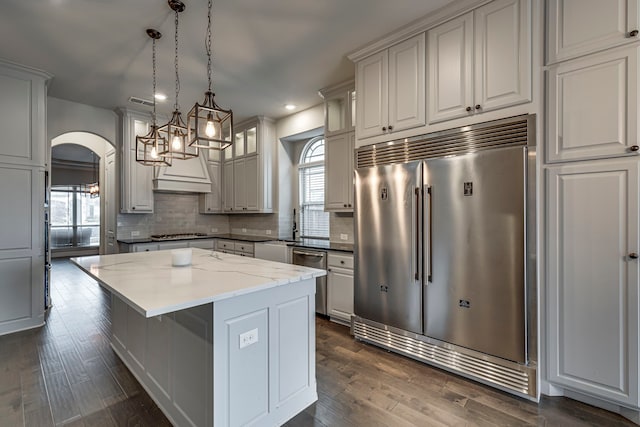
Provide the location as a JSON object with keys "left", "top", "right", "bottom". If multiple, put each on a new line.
{"left": 547, "top": 159, "right": 639, "bottom": 406}
{"left": 325, "top": 134, "right": 351, "bottom": 211}
{"left": 233, "top": 158, "right": 246, "bottom": 211}
{"left": 223, "top": 161, "right": 234, "bottom": 212}
{"left": 547, "top": 0, "right": 639, "bottom": 63}
{"left": 245, "top": 155, "right": 259, "bottom": 211}
{"left": 0, "top": 74, "right": 31, "bottom": 162}
{"left": 327, "top": 266, "right": 354, "bottom": 323}
{"left": 388, "top": 33, "right": 425, "bottom": 132}
{"left": 427, "top": 13, "right": 473, "bottom": 124}
{"left": 356, "top": 51, "right": 388, "bottom": 139}
{"left": 547, "top": 47, "right": 638, "bottom": 162}
{"left": 474, "top": 0, "right": 531, "bottom": 112}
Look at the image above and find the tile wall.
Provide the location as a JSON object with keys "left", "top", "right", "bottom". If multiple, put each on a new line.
{"left": 117, "top": 193, "right": 230, "bottom": 238}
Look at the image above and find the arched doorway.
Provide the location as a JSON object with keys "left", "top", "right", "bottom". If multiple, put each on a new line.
{"left": 51, "top": 132, "right": 115, "bottom": 257}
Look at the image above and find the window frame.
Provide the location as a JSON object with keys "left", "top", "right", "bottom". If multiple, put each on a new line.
{"left": 298, "top": 136, "right": 329, "bottom": 240}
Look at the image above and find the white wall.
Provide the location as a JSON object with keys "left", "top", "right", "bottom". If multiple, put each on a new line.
{"left": 47, "top": 97, "right": 117, "bottom": 145}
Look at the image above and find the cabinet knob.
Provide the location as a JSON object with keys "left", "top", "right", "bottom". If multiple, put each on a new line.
{"left": 466, "top": 106, "right": 472, "bottom": 112}
{"left": 388, "top": 125, "right": 393, "bottom": 131}
{"left": 629, "top": 30, "right": 639, "bottom": 37}
{"left": 208, "top": 208, "right": 211, "bottom": 211}
{"left": 630, "top": 252, "right": 639, "bottom": 259}
{"left": 630, "top": 145, "right": 639, "bottom": 152}
{"left": 382, "top": 126, "right": 387, "bottom": 131}
{"left": 132, "top": 207, "right": 136, "bottom": 210}
{"left": 344, "top": 204, "right": 347, "bottom": 207}
{"left": 327, "top": 268, "right": 332, "bottom": 272}
{"left": 475, "top": 104, "right": 481, "bottom": 110}
{"left": 340, "top": 260, "right": 345, "bottom": 264}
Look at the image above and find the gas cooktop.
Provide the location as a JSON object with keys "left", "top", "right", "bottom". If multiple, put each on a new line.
{"left": 150, "top": 233, "right": 208, "bottom": 241}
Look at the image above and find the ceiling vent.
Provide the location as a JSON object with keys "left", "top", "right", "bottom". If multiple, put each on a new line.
{"left": 128, "top": 96, "right": 154, "bottom": 107}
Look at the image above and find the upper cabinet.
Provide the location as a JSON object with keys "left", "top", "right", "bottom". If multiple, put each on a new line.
{"left": 0, "top": 60, "right": 50, "bottom": 168}
{"left": 199, "top": 150, "right": 223, "bottom": 214}
{"left": 117, "top": 108, "right": 154, "bottom": 213}
{"left": 319, "top": 80, "right": 356, "bottom": 138}
{"left": 222, "top": 116, "right": 274, "bottom": 213}
{"left": 325, "top": 132, "right": 355, "bottom": 212}
{"left": 547, "top": 46, "right": 639, "bottom": 163}
{"left": 427, "top": 0, "right": 531, "bottom": 124}
{"left": 356, "top": 33, "right": 426, "bottom": 139}
{"left": 547, "top": 0, "right": 640, "bottom": 64}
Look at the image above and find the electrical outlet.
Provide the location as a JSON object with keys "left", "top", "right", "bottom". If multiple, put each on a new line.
{"left": 131, "top": 231, "right": 140, "bottom": 237}
{"left": 340, "top": 233, "right": 348, "bottom": 241}
{"left": 239, "top": 328, "right": 258, "bottom": 349}
{"left": 211, "top": 227, "right": 218, "bottom": 233}
{"left": 242, "top": 228, "right": 247, "bottom": 233}
{"left": 266, "top": 229, "right": 272, "bottom": 235}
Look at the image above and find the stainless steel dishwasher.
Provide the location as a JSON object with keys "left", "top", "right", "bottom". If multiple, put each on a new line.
{"left": 292, "top": 248, "right": 327, "bottom": 315}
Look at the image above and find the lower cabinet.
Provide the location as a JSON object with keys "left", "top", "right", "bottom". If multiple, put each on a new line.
{"left": 546, "top": 158, "right": 640, "bottom": 407}
{"left": 327, "top": 253, "right": 354, "bottom": 325}
{"left": 126, "top": 239, "right": 215, "bottom": 253}
{"left": 216, "top": 239, "right": 254, "bottom": 257}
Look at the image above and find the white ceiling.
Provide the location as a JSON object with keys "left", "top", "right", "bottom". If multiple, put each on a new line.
{"left": 0, "top": 0, "right": 452, "bottom": 123}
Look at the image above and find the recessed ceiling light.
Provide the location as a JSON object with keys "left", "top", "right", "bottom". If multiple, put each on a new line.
{"left": 155, "top": 93, "right": 167, "bottom": 101}
{"left": 284, "top": 104, "right": 296, "bottom": 111}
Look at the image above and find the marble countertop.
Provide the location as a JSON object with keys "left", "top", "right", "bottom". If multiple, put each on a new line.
{"left": 288, "top": 239, "right": 354, "bottom": 253}
{"left": 71, "top": 249, "right": 326, "bottom": 318}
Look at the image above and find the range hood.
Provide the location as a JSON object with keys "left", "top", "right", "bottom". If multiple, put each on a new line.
{"left": 153, "top": 154, "right": 212, "bottom": 193}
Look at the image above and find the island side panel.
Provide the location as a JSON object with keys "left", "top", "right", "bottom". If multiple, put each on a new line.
{"left": 213, "top": 278, "right": 318, "bottom": 427}
{"left": 110, "top": 294, "right": 214, "bottom": 427}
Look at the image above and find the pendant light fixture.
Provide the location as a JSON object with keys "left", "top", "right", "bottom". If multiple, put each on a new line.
{"left": 187, "top": 0, "right": 233, "bottom": 151}
{"left": 159, "top": 0, "right": 198, "bottom": 160}
{"left": 136, "top": 28, "right": 171, "bottom": 167}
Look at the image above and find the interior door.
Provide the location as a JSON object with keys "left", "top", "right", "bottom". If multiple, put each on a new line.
{"left": 355, "top": 161, "right": 422, "bottom": 334}
{"left": 423, "top": 147, "right": 526, "bottom": 363}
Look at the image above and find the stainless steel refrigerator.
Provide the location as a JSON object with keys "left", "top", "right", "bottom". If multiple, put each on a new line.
{"left": 354, "top": 115, "right": 535, "bottom": 375}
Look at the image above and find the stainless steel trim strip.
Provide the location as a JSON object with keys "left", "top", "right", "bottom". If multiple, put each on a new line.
{"left": 356, "top": 115, "right": 533, "bottom": 169}
{"left": 352, "top": 318, "right": 537, "bottom": 399}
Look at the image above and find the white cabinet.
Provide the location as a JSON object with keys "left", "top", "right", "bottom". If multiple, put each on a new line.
{"left": 117, "top": 108, "right": 154, "bottom": 213}
{"left": 320, "top": 80, "right": 356, "bottom": 138}
{"left": 547, "top": 0, "right": 640, "bottom": 64}
{"left": 356, "top": 33, "right": 425, "bottom": 139}
{"left": 427, "top": 0, "right": 531, "bottom": 124}
{"left": 327, "top": 253, "right": 354, "bottom": 325}
{"left": 216, "top": 239, "right": 254, "bottom": 256}
{"left": 547, "top": 46, "right": 639, "bottom": 163}
{"left": 325, "top": 132, "right": 355, "bottom": 212}
{"left": 222, "top": 117, "right": 274, "bottom": 213}
{"left": 199, "top": 151, "right": 223, "bottom": 213}
{"left": 546, "top": 158, "right": 639, "bottom": 407}
{"left": 0, "top": 60, "right": 49, "bottom": 336}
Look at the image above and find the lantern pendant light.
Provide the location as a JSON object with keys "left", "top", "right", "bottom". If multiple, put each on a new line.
{"left": 136, "top": 28, "right": 171, "bottom": 167}
{"left": 187, "top": 0, "right": 233, "bottom": 151}
{"left": 159, "top": 0, "right": 198, "bottom": 160}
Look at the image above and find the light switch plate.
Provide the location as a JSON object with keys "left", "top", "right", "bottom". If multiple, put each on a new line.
{"left": 242, "top": 228, "right": 247, "bottom": 233}
{"left": 266, "top": 229, "right": 272, "bottom": 235}
{"left": 131, "top": 231, "right": 140, "bottom": 237}
{"left": 340, "top": 233, "right": 348, "bottom": 240}
{"left": 211, "top": 227, "right": 218, "bottom": 233}
{"left": 239, "top": 328, "right": 258, "bottom": 349}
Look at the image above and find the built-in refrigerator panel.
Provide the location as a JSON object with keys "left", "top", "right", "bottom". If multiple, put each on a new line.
{"left": 355, "top": 161, "right": 423, "bottom": 334}
{"left": 423, "top": 146, "right": 526, "bottom": 363}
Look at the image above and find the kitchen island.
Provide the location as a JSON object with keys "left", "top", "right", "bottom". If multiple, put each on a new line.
{"left": 71, "top": 249, "right": 325, "bottom": 427}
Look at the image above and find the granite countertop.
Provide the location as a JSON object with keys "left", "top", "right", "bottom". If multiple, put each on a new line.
{"left": 117, "top": 234, "right": 275, "bottom": 245}
{"left": 71, "top": 249, "right": 326, "bottom": 318}
{"left": 287, "top": 239, "right": 354, "bottom": 253}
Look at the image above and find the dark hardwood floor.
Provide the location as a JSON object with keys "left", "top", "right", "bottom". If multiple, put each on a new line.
{"left": 0, "top": 259, "right": 634, "bottom": 426}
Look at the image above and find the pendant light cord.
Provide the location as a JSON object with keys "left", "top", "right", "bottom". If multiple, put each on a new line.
{"left": 206, "top": 0, "right": 212, "bottom": 91}
{"left": 174, "top": 9, "right": 180, "bottom": 111}
{"left": 152, "top": 36, "right": 157, "bottom": 124}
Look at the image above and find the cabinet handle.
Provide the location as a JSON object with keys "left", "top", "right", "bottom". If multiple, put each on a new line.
{"left": 466, "top": 106, "right": 472, "bottom": 112}
{"left": 475, "top": 104, "right": 481, "bottom": 110}
{"left": 388, "top": 125, "right": 393, "bottom": 131}
{"left": 630, "top": 252, "right": 639, "bottom": 259}
{"left": 630, "top": 145, "right": 639, "bottom": 152}
{"left": 629, "top": 30, "right": 639, "bottom": 37}
{"left": 382, "top": 126, "right": 387, "bottom": 131}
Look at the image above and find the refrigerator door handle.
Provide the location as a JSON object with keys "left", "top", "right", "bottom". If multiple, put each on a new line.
{"left": 414, "top": 186, "right": 421, "bottom": 281}
{"left": 424, "top": 185, "right": 432, "bottom": 283}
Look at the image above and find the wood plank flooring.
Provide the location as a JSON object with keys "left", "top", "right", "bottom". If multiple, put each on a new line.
{"left": 0, "top": 259, "right": 635, "bottom": 426}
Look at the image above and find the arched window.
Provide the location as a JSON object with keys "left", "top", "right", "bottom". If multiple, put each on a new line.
{"left": 298, "top": 137, "right": 329, "bottom": 239}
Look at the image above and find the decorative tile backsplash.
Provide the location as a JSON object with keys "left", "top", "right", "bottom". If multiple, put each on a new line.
{"left": 117, "top": 193, "right": 230, "bottom": 238}
{"left": 117, "top": 193, "right": 354, "bottom": 243}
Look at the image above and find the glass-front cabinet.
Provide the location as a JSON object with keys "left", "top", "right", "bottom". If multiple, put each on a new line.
{"left": 320, "top": 79, "right": 355, "bottom": 138}
{"left": 230, "top": 125, "right": 258, "bottom": 159}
